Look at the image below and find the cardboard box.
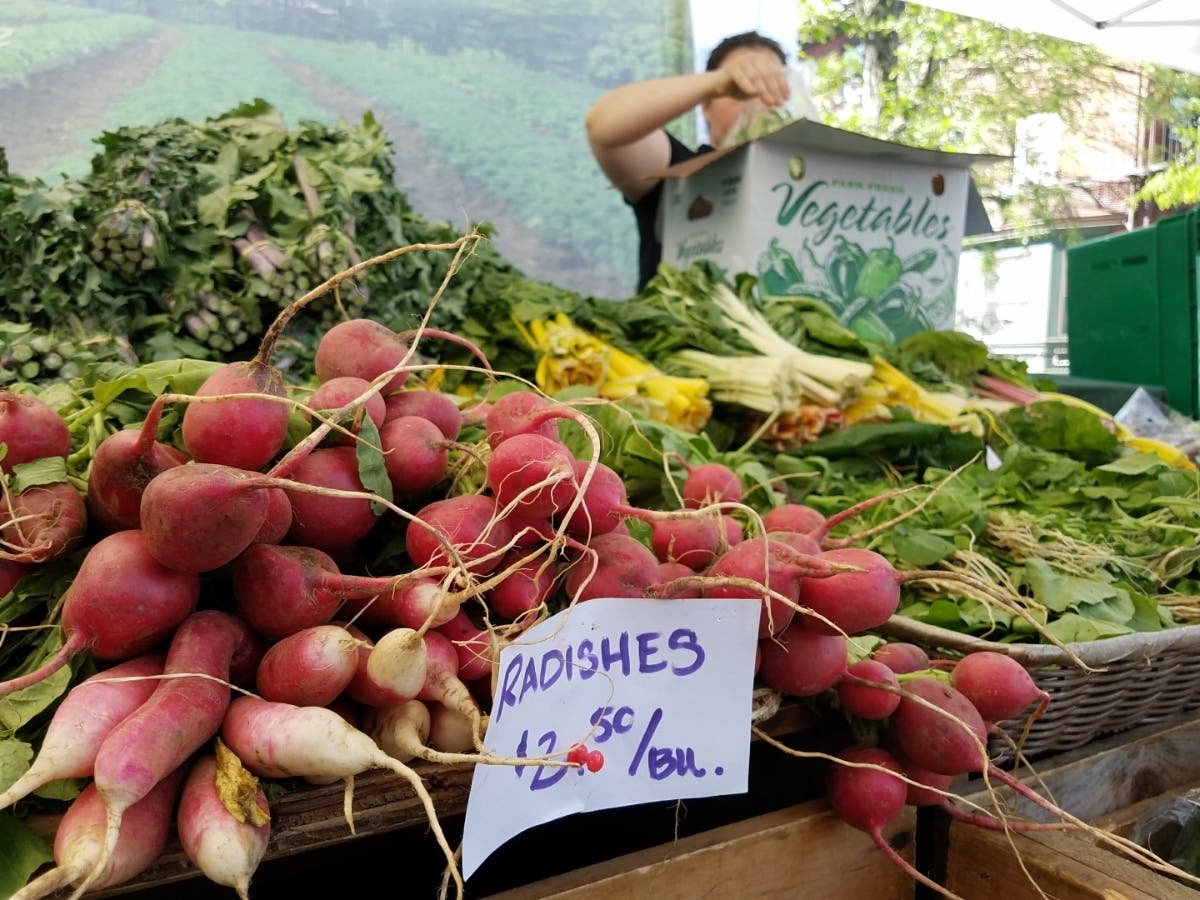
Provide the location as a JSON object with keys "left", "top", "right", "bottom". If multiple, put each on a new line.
{"left": 660, "top": 120, "right": 997, "bottom": 343}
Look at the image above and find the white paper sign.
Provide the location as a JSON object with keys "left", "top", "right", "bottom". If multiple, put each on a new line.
{"left": 461, "top": 597, "right": 760, "bottom": 879}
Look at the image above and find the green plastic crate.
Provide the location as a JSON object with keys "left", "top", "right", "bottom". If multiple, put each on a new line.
{"left": 1066, "top": 210, "right": 1200, "bottom": 418}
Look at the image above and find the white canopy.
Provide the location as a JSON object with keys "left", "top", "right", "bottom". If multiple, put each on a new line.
{"left": 915, "top": 1, "right": 1200, "bottom": 75}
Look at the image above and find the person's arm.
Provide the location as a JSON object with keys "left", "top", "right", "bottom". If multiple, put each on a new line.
{"left": 585, "top": 53, "right": 789, "bottom": 203}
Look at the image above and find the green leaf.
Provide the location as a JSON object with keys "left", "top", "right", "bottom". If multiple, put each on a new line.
{"left": 891, "top": 525, "right": 957, "bottom": 566}
{"left": 1023, "top": 559, "right": 1118, "bottom": 613}
{"left": 8, "top": 457, "right": 69, "bottom": 494}
{"left": 1080, "top": 587, "right": 1136, "bottom": 625}
{"left": 1043, "top": 613, "right": 1134, "bottom": 643}
{"left": 0, "top": 810, "right": 52, "bottom": 897}
{"left": 32, "top": 778, "right": 83, "bottom": 802}
{"left": 353, "top": 414, "right": 393, "bottom": 517}
{"left": 1096, "top": 453, "right": 1167, "bottom": 476}
{"left": 0, "top": 631, "right": 72, "bottom": 733}
{"left": 0, "top": 740, "right": 33, "bottom": 794}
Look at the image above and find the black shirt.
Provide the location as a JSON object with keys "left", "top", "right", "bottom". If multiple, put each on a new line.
{"left": 630, "top": 132, "right": 713, "bottom": 292}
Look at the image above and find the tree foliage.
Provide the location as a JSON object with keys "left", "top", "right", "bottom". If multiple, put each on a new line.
{"left": 797, "top": 0, "right": 1199, "bottom": 224}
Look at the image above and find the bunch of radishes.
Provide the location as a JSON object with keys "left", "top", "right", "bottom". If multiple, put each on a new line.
{"left": 0, "top": 304, "right": 1064, "bottom": 899}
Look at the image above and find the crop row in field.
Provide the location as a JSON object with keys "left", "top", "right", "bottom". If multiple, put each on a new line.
{"left": 0, "top": 13, "right": 155, "bottom": 89}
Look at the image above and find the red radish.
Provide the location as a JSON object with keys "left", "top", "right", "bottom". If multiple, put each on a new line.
{"left": 0, "top": 391, "right": 69, "bottom": 473}
{"left": 797, "top": 547, "right": 900, "bottom": 636}
{"left": 11, "top": 767, "right": 183, "bottom": 900}
{"left": 757, "top": 622, "right": 847, "bottom": 697}
{"left": 315, "top": 318, "right": 410, "bottom": 394}
{"left": 0, "top": 559, "right": 30, "bottom": 597}
{"left": 233, "top": 543, "right": 445, "bottom": 639}
{"left": 486, "top": 549, "right": 558, "bottom": 620}
{"left": 0, "top": 653, "right": 164, "bottom": 811}
{"left": 488, "top": 432, "right": 577, "bottom": 519}
{"left": 177, "top": 750, "right": 270, "bottom": 900}
{"left": 251, "top": 487, "right": 293, "bottom": 544}
{"left": 871, "top": 642, "right": 930, "bottom": 675}
{"left": 703, "top": 538, "right": 806, "bottom": 638}
{"left": 722, "top": 514, "right": 744, "bottom": 547}
{"left": 341, "top": 575, "right": 460, "bottom": 631}
{"left": 180, "top": 360, "right": 291, "bottom": 471}
{"left": 406, "top": 495, "right": 514, "bottom": 576}
{"left": 837, "top": 659, "right": 901, "bottom": 720}
{"left": 436, "top": 609, "right": 494, "bottom": 681}
{"left": 220, "top": 695, "right": 461, "bottom": 894}
{"left": 283, "top": 445, "right": 379, "bottom": 554}
{"left": 138, "top": 462, "right": 270, "bottom": 573}
{"left": 950, "top": 651, "right": 1051, "bottom": 724}
{"left": 418, "top": 630, "right": 484, "bottom": 748}
{"left": 85, "top": 401, "right": 189, "bottom": 533}
{"left": 680, "top": 461, "right": 742, "bottom": 509}
{"left": 766, "top": 529, "right": 821, "bottom": 556}
{"left": 762, "top": 503, "right": 826, "bottom": 536}
{"left": 559, "top": 458, "right": 627, "bottom": 539}
{"left": 0, "top": 530, "right": 199, "bottom": 697}
{"left": 255, "top": 624, "right": 360, "bottom": 707}
{"left": 483, "top": 390, "right": 558, "bottom": 448}
{"left": 306, "top": 375, "right": 387, "bottom": 445}
{"left": 508, "top": 511, "right": 556, "bottom": 548}
{"left": 383, "top": 389, "right": 463, "bottom": 440}
{"left": 613, "top": 504, "right": 723, "bottom": 570}
{"left": 890, "top": 677, "right": 989, "bottom": 776}
{"left": 897, "top": 755, "right": 957, "bottom": 808}
{"left": 1, "top": 480, "right": 87, "bottom": 564}
{"left": 650, "top": 560, "right": 702, "bottom": 598}
{"left": 379, "top": 415, "right": 450, "bottom": 496}
{"left": 826, "top": 746, "right": 942, "bottom": 895}
{"left": 563, "top": 531, "right": 659, "bottom": 602}
{"left": 87, "top": 611, "right": 253, "bottom": 886}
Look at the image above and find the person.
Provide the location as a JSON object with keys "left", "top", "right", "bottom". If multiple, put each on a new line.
{"left": 585, "top": 31, "right": 791, "bottom": 292}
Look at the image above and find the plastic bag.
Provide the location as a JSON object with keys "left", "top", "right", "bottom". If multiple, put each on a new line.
{"left": 717, "top": 67, "right": 820, "bottom": 149}
{"left": 1114, "top": 387, "right": 1200, "bottom": 464}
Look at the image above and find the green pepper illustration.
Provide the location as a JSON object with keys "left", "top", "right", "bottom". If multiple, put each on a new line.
{"left": 757, "top": 238, "right": 806, "bottom": 296}
{"left": 847, "top": 309, "right": 895, "bottom": 345}
{"left": 825, "top": 235, "right": 867, "bottom": 306}
{"left": 901, "top": 248, "right": 937, "bottom": 275}
{"left": 854, "top": 239, "right": 905, "bottom": 302}
{"left": 875, "top": 281, "right": 933, "bottom": 339}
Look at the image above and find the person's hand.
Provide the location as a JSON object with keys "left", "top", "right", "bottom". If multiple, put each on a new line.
{"left": 714, "top": 49, "right": 790, "bottom": 108}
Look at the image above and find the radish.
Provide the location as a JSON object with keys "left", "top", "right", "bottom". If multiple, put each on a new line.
{"left": 255, "top": 624, "right": 361, "bottom": 707}
{"left": 889, "top": 677, "right": 989, "bottom": 776}
{"left": 488, "top": 432, "right": 578, "bottom": 519}
{"left": 340, "top": 575, "right": 460, "bottom": 631}
{"left": 950, "top": 650, "right": 1051, "bottom": 724}
{"left": 797, "top": 547, "right": 901, "bottom": 636}
{"left": 722, "top": 514, "right": 744, "bottom": 547}
{"left": 558, "top": 458, "right": 627, "bottom": 539}
{"left": 703, "top": 538, "right": 808, "bottom": 638}
{"left": 379, "top": 415, "right": 451, "bottom": 496}
{"left": 679, "top": 460, "right": 742, "bottom": 509}
{"left": 0, "top": 559, "right": 31, "bottom": 597}
{"left": 406, "top": 495, "right": 515, "bottom": 576}
{"left": 345, "top": 624, "right": 421, "bottom": 708}
{"left": 314, "top": 318, "right": 410, "bottom": 395}
{"left": 84, "top": 400, "right": 189, "bottom": 534}
{"left": 0, "top": 391, "right": 70, "bottom": 473}
{"left": 282, "top": 445, "right": 379, "bottom": 554}
{"left": 180, "top": 359, "right": 291, "bottom": 471}
{"left": 0, "top": 530, "right": 199, "bottom": 697}
{"left": 1, "top": 480, "right": 87, "bottom": 564}
{"left": 757, "top": 621, "right": 847, "bottom": 697}
{"left": 177, "top": 748, "right": 270, "bottom": 900}
{"left": 365, "top": 626, "right": 429, "bottom": 703}
{"left": 613, "top": 503, "right": 723, "bottom": 570}
{"left": 826, "top": 745, "right": 944, "bottom": 895}
{"left": 871, "top": 642, "right": 931, "bottom": 675}
{"left": 383, "top": 388, "right": 463, "bottom": 440}
{"left": 139, "top": 462, "right": 270, "bottom": 573}
{"left": 563, "top": 531, "right": 660, "bottom": 602}
{"left": 485, "top": 549, "right": 558, "bottom": 620}
{"left": 762, "top": 502, "right": 826, "bottom": 536}
{"left": 436, "top": 608, "right": 495, "bottom": 681}
{"left": 366, "top": 699, "right": 484, "bottom": 766}
{"left": 483, "top": 390, "right": 558, "bottom": 448}
{"left": 306, "top": 375, "right": 387, "bottom": 445}
{"left": 10, "top": 767, "right": 183, "bottom": 900}
{"left": 86, "top": 610, "right": 254, "bottom": 891}
{"left": 650, "top": 560, "right": 703, "bottom": 598}
{"left": 418, "top": 629, "right": 485, "bottom": 748}
{"left": 220, "top": 695, "right": 461, "bottom": 896}
{"left": 0, "top": 653, "right": 164, "bottom": 811}
{"left": 427, "top": 701, "right": 478, "bottom": 754}
{"left": 251, "top": 487, "right": 293, "bottom": 544}
{"left": 836, "top": 659, "right": 901, "bottom": 720}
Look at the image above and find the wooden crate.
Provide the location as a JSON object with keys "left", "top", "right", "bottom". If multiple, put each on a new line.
{"left": 939, "top": 714, "right": 1200, "bottom": 899}
{"left": 483, "top": 799, "right": 916, "bottom": 900}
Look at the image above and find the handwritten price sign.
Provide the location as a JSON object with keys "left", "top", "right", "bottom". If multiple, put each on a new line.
{"left": 461, "top": 597, "right": 759, "bottom": 878}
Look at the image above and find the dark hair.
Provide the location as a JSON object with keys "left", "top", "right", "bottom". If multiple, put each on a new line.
{"left": 705, "top": 31, "right": 787, "bottom": 71}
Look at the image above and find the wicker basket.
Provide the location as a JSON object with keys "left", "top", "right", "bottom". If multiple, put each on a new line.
{"left": 877, "top": 616, "right": 1200, "bottom": 760}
